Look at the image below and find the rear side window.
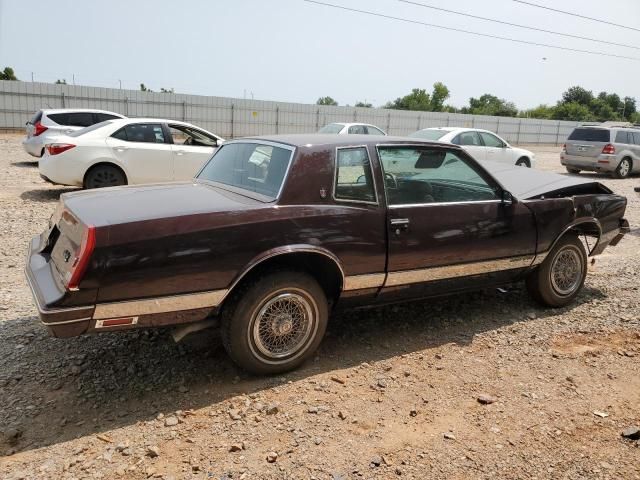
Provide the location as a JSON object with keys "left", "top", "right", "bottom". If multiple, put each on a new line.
{"left": 29, "top": 111, "right": 43, "bottom": 125}
{"left": 348, "top": 125, "right": 366, "bottom": 134}
{"left": 95, "top": 113, "right": 122, "bottom": 122}
{"left": 568, "top": 128, "right": 610, "bottom": 142}
{"left": 454, "top": 131, "right": 482, "bottom": 146}
{"left": 615, "top": 131, "right": 631, "bottom": 144}
{"left": 112, "top": 123, "right": 166, "bottom": 143}
{"left": 47, "top": 113, "right": 69, "bottom": 125}
{"left": 634, "top": 132, "right": 640, "bottom": 145}
{"left": 48, "top": 112, "right": 95, "bottom": 127}
{"left": 334, "top": 147, "right": 376, "bottom": 203}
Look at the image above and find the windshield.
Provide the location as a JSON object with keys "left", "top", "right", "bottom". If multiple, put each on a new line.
{"left": 408, "top": 129, "right": 449, "bottom": 141}
{"left": 318, "top": 123, "right": 344, "bottom": 134}
{"left": 197, "top": 142, "right": 293, "bottom": 201}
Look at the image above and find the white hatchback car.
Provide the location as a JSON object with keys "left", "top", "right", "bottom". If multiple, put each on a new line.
{"left": 23, "top": 109, "right": 125, "bottom": 158}
{"left": 318, "top": 122, "right": 387, "bottom": 135}
{"left": 409, "top": 127, "right": 535, "bottom": 167}
{"left": 39, "top": 118, "right": 224, "bottom": 188}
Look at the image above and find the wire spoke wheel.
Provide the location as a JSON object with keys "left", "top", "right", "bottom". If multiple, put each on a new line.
{"left": 550, "top": 246, "right": 583, "bottom": 296}
{"left": 251, "top": 291, "right": 316, "bottom": 360}
{"left": 618, "top": 159, "right": 630, "bottom": 178}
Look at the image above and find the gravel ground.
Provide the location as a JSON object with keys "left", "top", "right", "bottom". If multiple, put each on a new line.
{"left": 1, "top": 134, "right": 639, "bottom": 479}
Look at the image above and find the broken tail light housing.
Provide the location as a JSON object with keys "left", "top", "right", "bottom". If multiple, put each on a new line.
{"left": 46, "top": 143, "right": 76, "bottom": 156}
{"left": 66, "top": 225, "right": 96, "bottom": 290}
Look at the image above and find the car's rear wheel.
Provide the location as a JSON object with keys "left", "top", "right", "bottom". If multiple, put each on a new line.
{"left": 566, "top": 167, "right": 581, "bottom": 174}
{"left": 526, "top": 235, "right": 587, "bottom": 307}
{"left": 221, "top": 271, "right": 328, "bottom": 374}
{"left": 84, "top": 164, "right": 127, "bottom": 189}
{"left": 613, "top": 157, "right": 632, "bottom": 179}
{"left": 516, "top": 157, "right": 530, "bottom": 167}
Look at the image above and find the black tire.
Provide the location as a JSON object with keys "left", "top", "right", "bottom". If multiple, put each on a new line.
{"left": 516, "top": 157, "right": 530, "bottom": 168}
{"left": 84, "top": 164, "right": 127, "bottom": 189}
{"left": 221, "top": 270, "right": 328, "bottom": 375}
{"left": 566, "top": 167, "right": 581, "bottom": 174}
{"left": 613, "top": 157, "right": 632, "bottom": 179}
{"left": 526, "top": 235, "right": 587, "bottom": 308}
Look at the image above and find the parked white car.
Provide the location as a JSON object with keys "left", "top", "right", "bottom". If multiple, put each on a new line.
{"left": 409, "top": 127, "right": 535, "bottom": 167}
{"left": 39, "top": 118, "right": 224, "bottom": 188}
{"left": 318, "top": 122, "right": 387, "bottom": 135}
{"left": 23, "top": 109, "right": 125, "bottom": 158}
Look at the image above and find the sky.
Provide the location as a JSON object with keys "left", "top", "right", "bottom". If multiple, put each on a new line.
{"left": 0, "top": 0, "right": 638, "bottom": 109}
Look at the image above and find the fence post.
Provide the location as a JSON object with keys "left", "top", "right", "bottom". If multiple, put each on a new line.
{"left": 446, "top": 115, "right": 450, "bottom": 127}
{"left": 417, "top": 114, "right": 421, "bottom": 131}
{"left": 316, "top": 108, "right": 320, "bottom": 130}
{"left": 230, "top": 104, "right": 235, "bottom": 139}
{"left": 387, "top": 112, "right": 391, "bottom": 133}
{"left": 496, "top": 117, "right": 500, "bottom": 136}
{"left": 182, "top": 101, "right": 186, "bottom": 122}
{"left": 353, "top": 108, "right": 357, "bottom": 122}
{"left": 471, "top": 117, "right": 475, "bottom": 128}
{"left": 555, "top": 121, "right": 561, "bottom": 146}
{"left": 537, "top": 122, "right": 543, "bottom": 144}
{"left": 275, "top": 106, "right": 279, "bottom": 134}
{"left": 61, "top": 92, "right": 65, "bottom": 108}
{"left": 516, "top": 119, "right": 521, "bottom": 144}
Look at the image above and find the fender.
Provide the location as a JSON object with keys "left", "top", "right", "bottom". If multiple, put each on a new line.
{"left": 535, "top": 218, "right": 601, "bottom": 266}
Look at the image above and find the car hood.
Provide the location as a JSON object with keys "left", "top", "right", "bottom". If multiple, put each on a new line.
{"left": 478, "top": 160, "right": 612, "bottom": 199}
{"left": 62, "top": 181, "right": 265, "bottom": 228}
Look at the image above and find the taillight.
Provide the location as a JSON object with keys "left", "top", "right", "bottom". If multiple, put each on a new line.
{"left": 66, "top": 225, "right": 96, "bottom": 290}
{"left": 46, "top": 143, "right": 76, "bottom": 155}
{"left": 561, "top": 144, "right": 566, "bottom": 153}
{"left": 602, "top": 144, "right": 615, "bottom": 154}
{"left": 34, "top": 121, "right": 48, "bottom": 136}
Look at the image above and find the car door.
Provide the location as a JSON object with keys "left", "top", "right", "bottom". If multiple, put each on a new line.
{"left": 630, "top": 132, "right": 640, "bottom": 172}
{"left": 452, "top": 131, "right": 486, "bottom": 160}
{"left": 167, "top": 124, "right": 219, "bottom": 180}
{"left": 105, "top": 123, "right": 173, "bottom": 183}
{"left": 478, "top": 131, "right": 513, "bottom": 163}
{"left": 376, "top": 145, "right": 536, "bottom": 301}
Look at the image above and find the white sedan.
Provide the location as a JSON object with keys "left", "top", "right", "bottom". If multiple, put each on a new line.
{"left": 409, "top": 127, "right": 535, "bottom": 167}
{"left": 318, "top": 122, "right": 387, "bottom": 135}
{"left": 39, "top": 118, "right": 224, "bottom": 188}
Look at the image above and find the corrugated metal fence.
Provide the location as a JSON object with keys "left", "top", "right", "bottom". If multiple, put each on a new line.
{"left": 0, "top": 80, "right": 579, "bottom": 144}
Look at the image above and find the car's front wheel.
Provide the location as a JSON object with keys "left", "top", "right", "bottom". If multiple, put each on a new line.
{"left": 221, "top": 271, "right": 328, "bottom": 374}
{"left": 526, "top": 234, "right": 587, "bottom": 307}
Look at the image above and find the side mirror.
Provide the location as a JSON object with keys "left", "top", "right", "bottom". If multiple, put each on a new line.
{"left": 502, "top": 190, "right": 515, "bottom": 206}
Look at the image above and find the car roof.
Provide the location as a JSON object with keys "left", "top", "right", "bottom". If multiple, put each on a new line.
{"left": 235, "top": 134, "right": 454, "bottom": 149}
{"left": 418, "top": 127, "right": 497, "bottom": 134}
{"left": 327, "top": 122, "right": 383, "bottom": 128}
{"left": 107, "top": 118, "right": 199, "bottom": 127}
{"left": 41, "top": 108, "right": 125, "bottom": 116}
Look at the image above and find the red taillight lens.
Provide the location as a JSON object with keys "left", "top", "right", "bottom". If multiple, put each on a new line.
{"left": 66, "top": 225, "right": 96, "bottom": 290}
{"left": 46, "top": 143, "right": 76, "bottom": 155}
{"left": 34, "top": 121, "right": 48, "bottom": 136}
{"left": 602, "top": 143, "right": 615, "bottom": 154}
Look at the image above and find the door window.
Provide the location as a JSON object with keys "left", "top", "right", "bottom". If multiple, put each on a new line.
{"left": 633, "top": 132, "right": 640, "bottom": 145}
{"left": 365, "top": 126, "right": 385, "bottom": 136}
{"left": 95, "top": 113, "right": 122, "bottom": 123}
{"left": 478, "top": 132, "right": 504, "bottom": 147}
{"left": 111, "top": 123, "right": 166, "bottom": 143}
{"left": 615, "top": 131, "right": 630, "bottom": 144}
{"left": 168, "top": 125, "right": 218, "bottom": 147}
{"left": 348, "top": 125, "right": 366, "bottom": 134}
{"left": 454, "top": 131, "right": 482, "bottom": 146}
{"left": 65, "top": 112, "right": 95, "bottom": 127}
{"left": 334, "top": 147, "right": 376, "bottom": 203}
{"left": 378, "top": 147, "right": 499, "bottom": 205}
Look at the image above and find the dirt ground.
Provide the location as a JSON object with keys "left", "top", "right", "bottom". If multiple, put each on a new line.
{"left": 0, "top": 134, "right": 639, "bottom": 479}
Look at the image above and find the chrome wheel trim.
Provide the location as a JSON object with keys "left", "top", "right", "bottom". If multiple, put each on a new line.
{"left": 249, "top": 289, "right": 318, "bottom": 363}
{"left": 618, "top": 159, "right": 630, "bottom": 177}
{"left": 550, "top": 246, "right": 583, "bottom": 296}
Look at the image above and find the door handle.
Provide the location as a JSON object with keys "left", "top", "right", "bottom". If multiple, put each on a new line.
{"left": 175, "top": 150, "right": 185, "bottom": 155}
{"left": 390, "top": 218, "right": 409, "bottom": 234}
{"left": 114, "top": 146, "right": 128, "bottom": 152}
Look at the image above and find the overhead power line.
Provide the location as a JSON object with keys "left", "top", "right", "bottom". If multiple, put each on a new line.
{"left": 400, "top": 0, "right": 640, "bottom": 50}
{"left": 512, "top": 0, "right": 640, "bottom": 33}
{"left": 302, "top": 0, "right": 640, "bottom": 61}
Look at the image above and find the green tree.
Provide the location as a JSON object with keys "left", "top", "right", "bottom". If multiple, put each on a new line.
{"left": 160, "top": 87, "right": 174, "bottom": 94}
{"left": 385, "top": 88, "right": 431, "bottom": 111}
{"left": 520, "top": 104, "right": 555, "bottom": 119}
{"left": 317, "top": 96, "right": 338, "bottom": 106}
{"left": 590, "top": 98, "right": 620, "bottom": 122}
{"left": 0, "top": 67, "right": 18, "bottom": 80}
{"left": 552, "top": 102, "right": 596, "bottom": 122}
{"left": 55, "top": 79, "right": 67, "bottom": 85}
{"left": 466, "top": 94, "right": 518, "bottom": 117}
{"left": 429, "top": 82, "right": 450, "bottom": 112}
{"left": 621, "top": 96, "right": 636, "bottom": 121}
{"left": 355, "top": 101, "right": 373, "bottom": 108}
{"left": 140, "top": 83, "right": 153, "bottom": 92}
{"left": 560, "top": 86, "right": 593, "bottom": 106}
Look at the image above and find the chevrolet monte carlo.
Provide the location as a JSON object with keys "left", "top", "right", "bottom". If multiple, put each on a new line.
{"left": 26, "top": 135, "right": 629, "bottom": 373}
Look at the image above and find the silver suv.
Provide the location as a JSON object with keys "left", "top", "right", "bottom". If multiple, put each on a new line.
{"left": 561, "top": 124, "right": 640, "bottom": 178}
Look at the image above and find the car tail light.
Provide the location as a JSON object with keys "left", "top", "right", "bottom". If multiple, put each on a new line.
{"left": 66, "top": 225, "right": 96, "bottom": 290}
{"left": 34, "top": 121, "right": 48, "bottom": 136}
{"left": 561, "top": 144, "right": 566, "bottom": 153}
{"left": 602, "top": 143, "right": 615, "bottom": 154}
{"left": 46, "top": 143, "right": 76, "bottom": 155}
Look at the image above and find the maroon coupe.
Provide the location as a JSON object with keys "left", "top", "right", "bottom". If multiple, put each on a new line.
{"left": 26, "top": 135, "right": 629, "bottom": 373}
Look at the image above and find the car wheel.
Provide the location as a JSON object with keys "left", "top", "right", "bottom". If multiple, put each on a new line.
{"left": 84, "top": 165, "right": 127, "bottom": 189}
{"left": 221, "top": 270, "right": 328, "bottom": 374}
{"left": 613, "top": 157, "right": 632, "bottom": 179}
{"left": 526, "top": 235, "right": 587, "bottom": 308}
{"left": 515, "top": 157, "right": 530, "bottom": 167}
{"left": 566, "top": 167, "right": 581, "bottom": 174}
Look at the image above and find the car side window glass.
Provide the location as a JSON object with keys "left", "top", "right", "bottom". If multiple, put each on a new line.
{"left": 119, "top": 123, "right": 166, "bottom": 143}
{"left": 457, "top": 131, "right": 482, "bottom": 146}
{"left": 334, "top": 147, "right": 376, "bottom": 203}
{"left": 479, "top": 132, "right": 503, "bottom": 147}
{"left": 378, "top": 147, "right": 499, "bottom": 205}
{"left": 168, "top": 125, "right": 217, "bottom": 147}
{"left": 348, "top": 125, "right": 366, "bottom": 134}
{"left": 47, "top": 113, "right": 69, "bottom": 125}
{"left": 365, "top": 126, "right": 384, "bottom": 135}
{"left": 615, "top": 131, "right": 630, "bottom": 144}
{"left": 111, "top": 127, "right": 128, "bottom": 141}
{"left": 66, "top": 112, "right": 95, "bottom": 127}
{"left": 95, "top": 113, "right": 121, "bottom": 123}
{"left": 633, "top": 132, "right": 640, "bottom": 145}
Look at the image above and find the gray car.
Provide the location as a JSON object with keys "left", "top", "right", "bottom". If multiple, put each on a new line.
{"left": 561, "top": 124, "right": 640, "bottom": 178}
